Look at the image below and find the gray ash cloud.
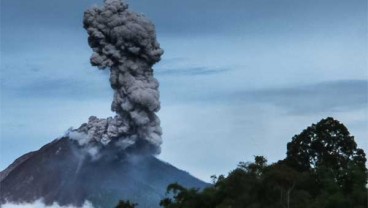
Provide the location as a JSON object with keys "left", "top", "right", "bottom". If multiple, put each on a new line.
{"left": 68, "top": 0, "right": 164, "bottom": 156}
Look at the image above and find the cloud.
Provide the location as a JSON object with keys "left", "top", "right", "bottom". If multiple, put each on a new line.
{"left": 231, "top": 80, "right": 367, "bottom": 115}
{"left": 157, "top": 66, "right": 231, "bottom": 76}
{"left": 127, "top": 0, "right": 366, "bottom": 37}
{"left": 158, "top": 94, "right": 368, "bottom": 181}
{"left": 1, "top": 59, "right": 111, "bottom": 101}
{"left": 1, "top": 199, "right": 94, "bottom": 208}
{"left": 3, "top": 0, "right": 365, "bottom": 39}
{"left": 5, "top": 78, "right": 111, "bottom": 100}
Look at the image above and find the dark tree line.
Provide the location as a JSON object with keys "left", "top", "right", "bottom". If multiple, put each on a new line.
{"left": 115, "top": 200, "right": 138, "bottom": 208}
{"left": 159, "top": 117, "right": 367, "bottom": 208}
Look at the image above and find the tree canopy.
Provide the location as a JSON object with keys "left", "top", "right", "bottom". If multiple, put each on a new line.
{"left": 115, "top": 200, "right": 138, "bottom": 208}
{"left": 286, "top": 117, "right": 366, "bottom": 172}
{"left": 159, "top": 117, "right": 367, "bottom": 208}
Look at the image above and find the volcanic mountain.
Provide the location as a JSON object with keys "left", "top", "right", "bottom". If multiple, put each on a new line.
{"left": 0, "top": 138, "right": 208, "bottom": 208}
{"left": 1, "top": 1, "right": 209, "bottom": 207}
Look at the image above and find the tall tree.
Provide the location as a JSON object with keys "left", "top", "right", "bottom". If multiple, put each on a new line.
{"left": 285, "top": 117, "right": 367, "bottom": 197}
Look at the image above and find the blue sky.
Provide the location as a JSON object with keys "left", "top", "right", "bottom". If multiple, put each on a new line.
{"left": 1, "top": 0, "right": 367, "bottom": 181}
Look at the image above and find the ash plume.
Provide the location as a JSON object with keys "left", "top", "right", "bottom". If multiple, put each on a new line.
{"left": 68, "top": 0, "right": 164, "bottom": 155}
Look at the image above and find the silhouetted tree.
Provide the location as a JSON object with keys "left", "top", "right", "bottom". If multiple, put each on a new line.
{"left": 285, "top": 117, "right": 367, "bottom": 191}
{"left": 115, "top": 200, "right": 137, "bottom": 208}
{"left": 159, "top": 118, "right": 367, "bottom": 208}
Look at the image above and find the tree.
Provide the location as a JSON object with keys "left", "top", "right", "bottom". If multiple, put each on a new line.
{"left": 159, "top": 117, "right": 367, "bottom": 208}
{"left": 159, "top": 183, "right": 207, "bottom": 208}
{"left": 285, "top": 118, "right": 367, "bottom": 186}
{"left": 115, "top": 200, "right": 137, "bottom": 208}
{"left": 263, "top": 164, "right": 299, "bottom": 208}
{"left": 238, "top": 155, "right": 267, "bottom": 177}
{"left": 160, "top": 156, "right": 267, "bottom": 208}
{"left": 285, "top": 117, "right": 367, "bottom": 206}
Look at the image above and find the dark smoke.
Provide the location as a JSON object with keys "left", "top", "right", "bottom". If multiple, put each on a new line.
{"left": 68, "top": 0, "right": 164, "bottom": 155}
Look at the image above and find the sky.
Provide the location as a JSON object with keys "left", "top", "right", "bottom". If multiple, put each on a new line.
{"left": 1, "top": 0, "right": 367, "bottom": 182}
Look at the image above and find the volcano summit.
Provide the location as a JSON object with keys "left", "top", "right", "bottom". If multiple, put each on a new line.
{"left": 0, "top": 138, "right": 207, "bottom": 207}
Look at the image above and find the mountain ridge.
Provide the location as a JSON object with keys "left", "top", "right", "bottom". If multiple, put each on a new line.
{"left": 0, "top": 137, "right": 209, "bottom": 208}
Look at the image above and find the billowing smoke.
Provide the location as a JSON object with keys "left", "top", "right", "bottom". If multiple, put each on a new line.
{"left": 68, "top": 0, "right": 164, "bottom": 155}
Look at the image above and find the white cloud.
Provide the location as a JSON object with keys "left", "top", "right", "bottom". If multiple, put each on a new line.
{"left": 1, "top": 199, "right": 94, "bottom": 208}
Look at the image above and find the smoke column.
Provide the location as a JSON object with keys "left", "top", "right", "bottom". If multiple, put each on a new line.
{"left": 69, "top": 0, "right": 164, "bottom": 155}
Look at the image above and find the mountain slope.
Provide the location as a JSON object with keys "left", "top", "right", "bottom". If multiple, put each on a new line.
{"left": 0, "top": 138, "right": 208, "bottom": 208}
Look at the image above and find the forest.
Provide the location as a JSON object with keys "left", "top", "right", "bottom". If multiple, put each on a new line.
{"left": 117, "top": 117, "right": 367, "bottom": 208}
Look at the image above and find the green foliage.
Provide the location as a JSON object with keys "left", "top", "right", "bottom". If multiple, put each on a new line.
{"left": 160, "top": 117, "right": 367, "bottom": 208}
{"left": 115, "top": 200, "right": 138, "bottom": 208}
{"left": 286, "top": 117, "right": 366, "bottom": 172}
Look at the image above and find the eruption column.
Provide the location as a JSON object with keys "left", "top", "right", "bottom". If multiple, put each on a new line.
{"left": 70, "top": 0, "right": 164, "bottom": 155}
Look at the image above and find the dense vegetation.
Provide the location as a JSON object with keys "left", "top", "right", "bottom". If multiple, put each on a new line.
{"left": 115, "top": 200, "right": 138, "bottom": 208}
{"left": 118, "top": 117, "right": 368, "bottom": 208}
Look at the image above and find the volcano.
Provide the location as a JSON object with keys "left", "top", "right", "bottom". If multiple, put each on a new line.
{"left": 1, "top": 1, "right": 209, "bottom": 207}
{"left": 0, "top": 138, "right": 208, "bottom": 207}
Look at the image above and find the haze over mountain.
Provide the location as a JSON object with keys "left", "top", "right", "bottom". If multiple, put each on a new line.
{"left": 0, "top": 137, "right": 208, "bottom": 208}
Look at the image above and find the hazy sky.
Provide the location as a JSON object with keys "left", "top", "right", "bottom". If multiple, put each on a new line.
{"left": 1, "top": 0, "right": 367, "bottom": 182}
